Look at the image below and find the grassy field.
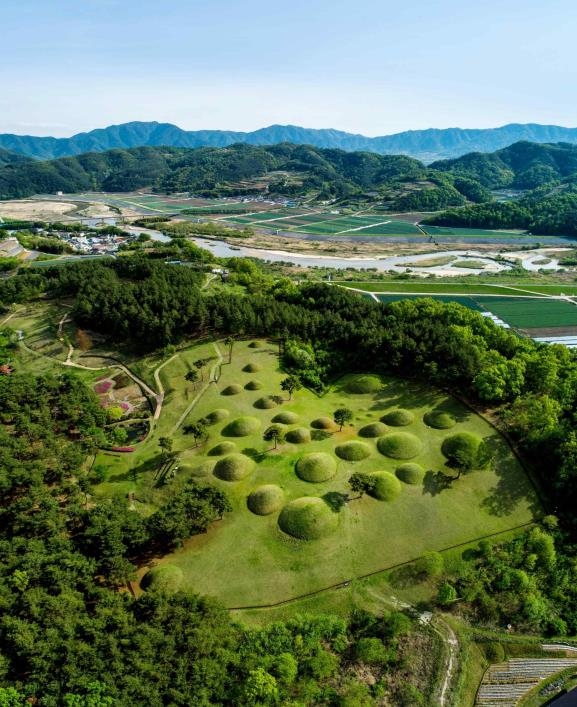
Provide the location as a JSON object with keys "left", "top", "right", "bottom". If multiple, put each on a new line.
{"left": 105, "top": 342, "right": 539, "bottom": 609}
{"left": 337, "top": 282, "right": 545, "bottom": 296}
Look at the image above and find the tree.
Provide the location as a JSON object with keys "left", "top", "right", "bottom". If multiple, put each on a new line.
{"left": 159, "top": 436, "right": 173, "bottom": 461}
{"left": 334, "top": 407, "right": 353, "bottom": 432}
{"left": 263, "top": 424, "right": 285, "bottom": 450}
{"left": 348, "top": 472, "right": 375, "bottom": 499}
{"left": 185, "top": 370, "right": 199, "bottom": 387}
{"left": 437, "top": 582, "right": 457, "bottom": 607}
{"left": 224, "top": 336, "right": 234, "bottom": 363}
{"left": 183, "top": 419, "right": 207, "bottom": 447}
{"left": 193, "top": 359, "right": 206, "bottom": 381}
{"left": 280, "top": 375, "right": 301, "bottom": 400}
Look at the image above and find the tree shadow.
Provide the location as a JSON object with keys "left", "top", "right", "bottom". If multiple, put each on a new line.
{"left": 323, "top": 491, "right": 349, "bottom": 512}
{"left": 388, "top": 563, "right": 422, "bottom": 589}
{"left": 422, "top": 470, "right": 455, "bottom": 497}
{"left": 311, "top": 430, "right": 333, "bottom": 441}
{"left": 242, "top": 447, "right": 266, "bottom": 461}
{"left": 107, "top": 455, "right": 159, "bottom": 483}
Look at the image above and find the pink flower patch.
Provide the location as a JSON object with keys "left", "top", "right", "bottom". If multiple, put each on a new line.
{"left": 112, "top": 446, "right": 135, "bottom": 453}
{"left": 94, "top": 380, "right": 113, "bottom": 394}
{"left": 119, "top": 402, "right": 131, "bottom": 411}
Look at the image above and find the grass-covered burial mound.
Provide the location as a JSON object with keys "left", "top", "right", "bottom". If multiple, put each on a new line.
{"left": 369, "top": 472, "right": 402, "bottom": 502}
{"left": 295, "top": 452, "right": 337, "bottom": 483}
{"left": 272, "top": 411, "right": 300, "bottom": 425}
{"left": 248, "top": 341, "right": 264, "bottom": 348}
{"left": 247, "top": 485, "right": 284, "bottom": 515}
{"left": 221, "top": 384, "right": 243, "bottom": 396}
{"left": 381, "top": 409, "right": 415, "bottom": 427}
{"left": 208, "top": 441, "right": 237, "bottom": 456}
{"left": 442, "top": 432, "right": 485, "bottom": 470}
{"left": 278, "top": 497, "right": 339, "bottom": 540}
{"left": 178, "top": 461, "right": 214, "bottom": 478}
{"left": 214, "top": 454, "right": 256, "bottom": 481}
{"left": 396, "top": 463, "right": 425, "bottom": 485}
{"left": 285, "top": 427, "right": 312, "bottom": 444}
{"left": 141, "top": 565, "right": 184, "bottom": 593}
{"left": 335, "top": 441, "right": 372, "bottom": 461}
{"left": 244, "top": 380, "right": 264, "bottom": 391}
{"left": 424, "top": 410, "right": 456, "bottom": 429}
{"left": 254, "top": 396, "right": 279, "bottom": 410}
{"left": 358, "top": 421, "right": 388, "bottom": 438}
{"left": 345, "top": 375, "right": 382, "bottom": 394}
{"left": 221, "top": 416, "right": 261, "bottom": 437}
{"left": 311, "top": 417, "right": 334, "bottom": 430}
{"left": 242, "top": 362, "right": 262, "bottom": 373}
{"left": 205, "top": 408, "right": 230, "bottom": 424}
{"left": 377, "top": 432, "right": 423, "bottom": 460}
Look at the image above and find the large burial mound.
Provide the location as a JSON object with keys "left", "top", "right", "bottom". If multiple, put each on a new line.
{"left": 221, "top": 416, "right": 261, "bottom": 437}
{"left": 208, "top": 441, "right": 237, "bottom": 456}
{"left": 141, "top": 565, "right": 184, "bottom": 593}
{"left": 441, "top": 432, "right": 483, "bottom": 468}
{"left": 205, "top": 408, "right": 230, "bottom": 424}
{"left": 345, "top": 374, "right": 382, "bottom": 394}
{"left": 247, "top": 485, "right": 285, "bottom": 515}
{"left": 254, "top": 396, "right": 279, "bottom": 409}
{"left": 335, "top": 441, "right": 372, "bottom": 461}
{"left": 178, "top": 461, "right": 213, "bottom": 478}
{"left": 242, "top": 362, "right": 262, "bottom": 373}
{"left": 272, "top": 411, "right": 300, "bottom": 425}
{"left": 214, "top": 453, "right": 255, "bottom": 481}
{"left": 358, "top": 421, "right": 388, "bottom": 438}
{"left": 285, "top": 427, "right": 312, "bottom": 444}
{"left": 244, "top": 380, "right": 264, "bottom": 391}
{"left": 310, "top": 416, "right": 334, "bottom": 430}
{"left": 377, "top": 432, "right": 423, "bottom": 459}
{"left": 369, "top": 471, "right": 402, "bottom": 501}
{"left": 295, "top": 452, "right": 337, "bottom": 483}
{"left": 278, "top": 497, "right": 339, "bottom": 540}
{"left": 396, "top": 462, "right": 425, "bottom": 485}
{"left": 424, "top": 410, "right": 456, "bottom": 429}
{"left": 381, "top": 409, "right": 415, "bottom": 426}
{"left": 221, "top": 384, "right": 243, "bottom": 396}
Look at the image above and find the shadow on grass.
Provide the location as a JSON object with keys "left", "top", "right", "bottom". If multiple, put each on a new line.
{"left": 422, "top": 470, "right": 455, "bottom": 496}
{"left": 107, "top": 455, "right": 161, "bottom": 483}
{"left": 388, "top": 563, "right": 424, "bottom": 589}
{"left": 322, "top": 491, "right": 349, "bottom": 512}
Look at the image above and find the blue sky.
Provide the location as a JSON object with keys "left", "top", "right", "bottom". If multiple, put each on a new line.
{"left": 2, "top": 0, "right": 577, "bottom": 136}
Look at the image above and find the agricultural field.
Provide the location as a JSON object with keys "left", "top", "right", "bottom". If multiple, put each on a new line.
{"left": 337, "top": 282, "right": 540, "bottom": 296}
{"left": 88, "top": 341, "right": 540, "bottom": 609}
{"left": 474, "top": 297, "right": 577, "bottom": 331}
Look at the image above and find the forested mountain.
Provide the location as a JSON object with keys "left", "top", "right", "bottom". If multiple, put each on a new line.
{"left": 0, "top": 147, "right": 32, "bottom": 167}
{"left": 5, "top": 120, "right": 577, "bottom": 162}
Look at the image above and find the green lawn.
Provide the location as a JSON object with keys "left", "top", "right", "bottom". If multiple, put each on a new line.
{"left": 115, "top": 341, "right": 540, "bottom": 609}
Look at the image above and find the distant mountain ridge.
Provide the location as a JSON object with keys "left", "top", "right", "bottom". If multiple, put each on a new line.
{"left": 5, "top": 121, "right": 577, "bottom": 162}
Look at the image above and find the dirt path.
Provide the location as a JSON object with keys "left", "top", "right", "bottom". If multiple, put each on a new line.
{"left": 170, "top": 342, "right": 223, "bottom": 435}
{"left": 151, "top": 354, "right": 178, "bottom": 421}
{"left": 0, "top": 311, "right": 17, "bottom": 326}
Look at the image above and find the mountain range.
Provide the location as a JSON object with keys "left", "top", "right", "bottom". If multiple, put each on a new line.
{"left": 4, "top": 121, "right": 577, "bottom": 162}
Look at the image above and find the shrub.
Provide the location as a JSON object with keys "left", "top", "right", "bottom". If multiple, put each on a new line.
{"left": 208, "top": 441, "right": 237, "bottom": 456}
{"left": 396, "top": 463, "right": 425, "bottom": 485}
{"left": 345, "top": 375, "right": 382, "bottom": 394}
{"left": 221, "top": 384, "right": 243, "bottom": 396}
{"left": 377, "top": 433, "right": 423, "bottom": 459}
{"left": 285, "top": 427, "right": 311, "bottom": 444}
{"left": 245, "top": 380, "right": 264, "bottom": 391}
{"left": 141, "top": 565, "right": 184, "bottom": 593}
{"left": 311, "top": 417, "right": 334, "bottom": 430}
{"left": 358, "top": 421, "right": 388, "bottom": 438}
{"left": 369, "top": 471, "right": 402, "bottom": 501}
{"left": 335, "top": 441, "right": 372, "bottom": 461}
{"left": 381, "top": 409, "right": 415, "bottom": 426}
{"left": 221, "top": 416, "right": 261, "bottom": 437}
{"left": 214, "top": 454, "right": 255, "bottom": 481}
{"left": 247, "top": 485, "right": 284, "bottom": 515}
{"left": 424, "top": 410, "right": 456, "bottom": 429}
{"left": 278, "top": 497, "right": 339, "bottom": 539}
{"left": 272, "top": 411, "right": 300, "bottom": 425}
{"left": 295, "top": 452, "right": 337, "bottom": 482}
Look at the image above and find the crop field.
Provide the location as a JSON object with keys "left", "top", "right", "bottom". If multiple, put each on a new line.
{"left": 474, "top": 297, "right": 577, "bottom": 330}
{"left": 421, "top": 225, "right": 527, "bottom": 238}
{"left": 338, "top": 282, "right": 545, "bottom": 296}
{"left": 87, "top": 341, "right": 538, "bottom": 608}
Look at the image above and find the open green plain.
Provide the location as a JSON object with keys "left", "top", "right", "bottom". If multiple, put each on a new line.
{"left": 104, "top": 341, "right": 540, "bottom": 609}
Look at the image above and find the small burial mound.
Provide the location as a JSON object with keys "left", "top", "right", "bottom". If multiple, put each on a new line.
{"left": 359, "top": 421, "right": 388, "bottom": 438}
{"left": 243, "top": 362, "right": 262, "bottom": 373}
{"left": 205, "top": 408, "right": 230, "bottom": 425}
{"left": 208, "top": 441, "right": 237, "bottom": 456}
{"left": 424, "top": 410, "right": 456, "bottom": 429}
{"left": 278, "top": 497, "right": 339, "bottom": 540}
{"left": 221, "top": 416, "right": 261, "bottom": 437}
{"left": 369, "top": 471, "right": 402, "bottom": 502}
{"left": 247, "top": 485, "right": 285, "bottom": 515}
{"left": 244, "top": 380, "right": 264, "bottom": 391}
{"left": 377, "top": 432, "right": 423, "bottom": 460}
{"left": 311, "top": 417, "right": 334, "bottom": 430}
{"left": 285, "top": 427, "right": 311, "bottom": 444}
{"left": 178, "top": 461, "right": 214, "bottom": 478}
{"left": 141, "top": 565, "right": 184, "bottom": 593}
{"left": 345, "top": 374, "right": 382, "bottom": 394}
{"left": 272, "top": 411, "right": 299, "bottom": 425}
{"left": 221, "top": 384, "right": 243, "bottom": 396}
{"left": 396, "top": 462, "right": 425, "bottom": 485}
{"left": 441, "top": 432, "right": 482, "bottom": 467}
{"left": 335, "top": 441, "right": 372, "bottom": 461}
{"left": 248, "top": 341, "right": 264, "bottom": 348}
{"left": 381, "top": 409, "right": 415, "bottom": 427}
{"left": 214, "top": 453, "right": 255, "bottom": 481}
{"left": 295, "top": 452, "right": 337, "bottom": 483}
{"left": 254, "top": 396, "right": 279, "bottom": 410}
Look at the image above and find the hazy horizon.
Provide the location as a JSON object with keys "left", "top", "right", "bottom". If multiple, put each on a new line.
{"left": 2, "top": 0, "right": 577, "bottom": 137}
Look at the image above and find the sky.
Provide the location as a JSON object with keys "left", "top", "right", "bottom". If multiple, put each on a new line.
{"left": 2, "top": 0, "right": 577, "bottom": 137}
